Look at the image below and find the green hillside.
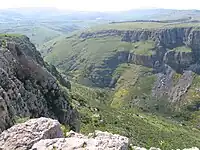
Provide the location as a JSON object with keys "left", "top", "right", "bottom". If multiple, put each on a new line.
{"left": 42, "top": 22, "right": 200, "bottom": 149}
{"left": 70, "top": 83, "right": 200, "bottom": 149}
{"left": 0, "top": 25, "right": 63, "bottom": 47}
{"left": 2, "top": 8, "right": 200, "bottom": 149}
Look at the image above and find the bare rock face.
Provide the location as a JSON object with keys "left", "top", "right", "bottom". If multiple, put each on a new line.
{"left": 163, "top": 50, "right": 194, "bottom": 72}
{"left": 31, "top": 130, "right": 129, "bottom": 150}
{"left": 0, "top": 35, "right": 79, "bottom": 133}
{"left": 169, "top": 71, "right": 193, "bottom": 103}
{"left": 0, "top": 117, "right": 64, "bottom": 150}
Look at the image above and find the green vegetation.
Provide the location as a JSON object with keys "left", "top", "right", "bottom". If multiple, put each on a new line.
{"left": 111, "top": 64, "right": 154, "bottom": 108}
{"left": 45, "top": 36, "right": 122, "bottom": 67}
{"left": 112, "top": 63, "right": 131, "bottom": 77}
{"left": 70, "top": 82, "right": 200, "bottom": 149}
{"left": 44, "top": 34, "right": 156, "bottom": 85}
{"left": 86, "top": 22, "right": 200, "bottom": 31}
{"left": 61, "top": 124, "right": 71, "bottom": 137}
{"left": 3, "top": 8, "right": 200, "bottom": 149}
{"left": 177, "top": 73, "right": 200, "bottom": 127}
{"left": 44, "top": 35, "right": 133, "bottom": 83}
{"left": 15, "top": 116, "right": 30, "bottom": 124}
{"left": 172, "top": 72, "right": 182, "bottom": 86}
{"left": 131, "top": 40, "right": 156, "bottom": 55}
{"left": 3, "top": 26, "right": 63, "bottom": 48}
{"left": 172, "top": 46, "right": 192, "bottom": 52}
{"left": 0, "top": 33, "right": 23, "bottom": 37}
{"left": 87, "top": 22, "right": 168, "bottom": 31}
{"left": 41, "top": 21, "right": 200, "bottom": 149}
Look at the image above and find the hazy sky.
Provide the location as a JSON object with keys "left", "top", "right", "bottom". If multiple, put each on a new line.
{"left": 0, "top": 0, "right": 200, "bottom": 11}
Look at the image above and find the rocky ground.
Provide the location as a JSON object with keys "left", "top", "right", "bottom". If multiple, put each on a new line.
{"left": 0, "top": 117, "right": 199, "bottom": 150}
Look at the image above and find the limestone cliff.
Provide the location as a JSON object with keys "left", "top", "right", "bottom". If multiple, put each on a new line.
{"left": 80, "top": 27, "right": 200, "bottom": 49}
{"left": 80, "top": 27, "right": 200, "bottom": 64}
{"left": 79, "top": 27, "right": 200, "bottom": 85}
{"left": 0, "top": 35, "right": 78, "bottom": 133}
{"left": 77, "top": 27, "right": 200, "bottom": 105}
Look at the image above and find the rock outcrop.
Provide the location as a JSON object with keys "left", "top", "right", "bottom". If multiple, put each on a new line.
{"left": 0, "top": 117, "right": 198, "bottom": 150}
{"left": 32, "top": 130, "right": 129, "bottom": 150}
{"left": 0, "top": 117, "right": 63, "bottom": 150}
{"left": 0, "top": 117, "right": 130, "bottom": 150}
{"left": 0, "top": 35, "right": 79, "bottom": 133}
{"left": 163, "top": 50, "right": 194, "bottom": 72}
{"left": 169, "top": 71, "right": 193, "bottom": 103}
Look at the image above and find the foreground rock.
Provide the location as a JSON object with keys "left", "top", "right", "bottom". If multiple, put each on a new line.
{"left": 0, "top": 117, "right": 198, "bottom": 150}
{"left": 0, "top": 117, "right": 129, "bottom": 150}
{"left": 32, "top": 130, "right": 129, "bottom": 150}
{"left": 0, "top": 118, "right": 64, "bottom": 150}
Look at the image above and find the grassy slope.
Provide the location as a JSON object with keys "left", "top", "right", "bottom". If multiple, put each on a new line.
{"left": 0, "top": 18, "right": 108, "bottom": 49}
{"left": 4, "top": 26, "right": 63, "bottom": 48}
{"left": 70, "top": 83, "right": 200, "bottom": 149}
{"left": 44, "top": 21, "right": 199, "bottom": 66}
{"left": 131, "top": 40, "right": 156, "bottom": 55}
{"left": 44, "top": 35, "right": 156, "bottom": 72}
{"left": 44, "top": 35, "right": 130, "bottom": 76}
{"left": 44, "top": 32, "right": 189, "bottom": 84}
{"left": 44, "top": 27, "right": 200, "bottom": 111}
{"left": 172, "top": 46, "right": 192, "bottom": 52}
{"left": 111, "top": 64, "right": 155, "bottom": 108}
{"left": 43, "top": 24, "right": 200, "bottom": 148}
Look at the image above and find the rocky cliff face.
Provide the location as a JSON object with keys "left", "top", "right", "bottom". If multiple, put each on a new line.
{"left": 0, "top": 35, "right": 78, "bottom": 133}
{"left": 80, "top": 27, "right": 200, "bottom": 49}
{"left": 87, "top": 51, "right": 130, "bottom": 88}
{"left": 163, "top": 50, "right": 194, "bottom": 72}
{"left": 79, "top": 27, "right": 200, "bottom": 87}
{"left": 78, "top": 27, "right": 200, "bottom": 105}
{"left": 80, "top": 27, "right": 200, "bottom": 65}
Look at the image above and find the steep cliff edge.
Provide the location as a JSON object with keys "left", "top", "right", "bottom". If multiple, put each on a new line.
{"left": 43, "top": 25, "right": 200, "bottom": 113}
{"left": 0, "top": 35, "right": 78, "bottom": 133}
{"left": 78, "top": 27, "right": 200, "bottom": 84}
{"left": 40, "top": 24, "right": 200, "bottom": 148}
